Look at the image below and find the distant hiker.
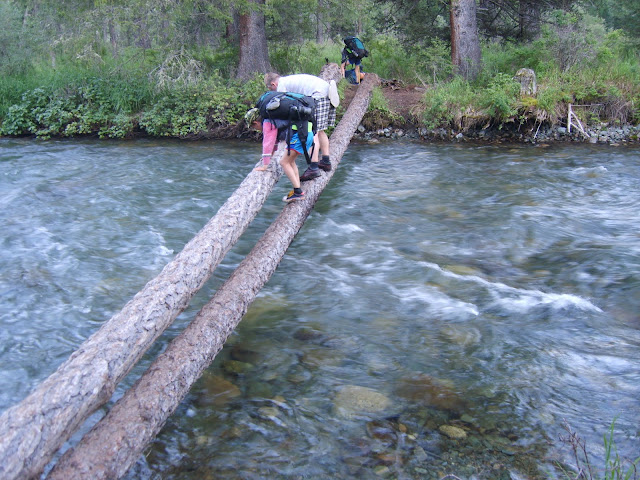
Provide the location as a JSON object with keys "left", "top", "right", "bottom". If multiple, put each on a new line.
{"left": 341, "top": 36, "right": 368, "bottom": 85}
{"left": 245, "top": 90, "right": 316, "bottom": 203}
{"left": 264, "top": 73, "right": 339, "bottom": 181}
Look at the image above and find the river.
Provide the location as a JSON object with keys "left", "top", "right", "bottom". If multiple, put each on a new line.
{"left": 1, "top": 138, "right": 638, "bottom": 479}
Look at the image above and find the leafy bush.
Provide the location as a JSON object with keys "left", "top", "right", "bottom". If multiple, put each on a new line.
{"left": 480, "top": 73, "right": 521, "bottom": 121}
{"left": 139, "top": 74, "right": 263, "bottom": 137}
{"left": 0, "top": 73, "right": 153, "bottom": 138}
{"left": 410, "top": 39, "right": 453, "bottom": 85}
{"left": 269, "top": 40, "right": 342, "bottom": 76}
{"left": 364, "top": 35, "right": 410, "bottom": 80}
{"left": 481, "top": 40, "right": 551, "bottom": 80}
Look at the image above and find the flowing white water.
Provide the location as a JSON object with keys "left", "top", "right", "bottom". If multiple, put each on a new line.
{"left": 1, "top": 138, "right": 638, "bottom": 479}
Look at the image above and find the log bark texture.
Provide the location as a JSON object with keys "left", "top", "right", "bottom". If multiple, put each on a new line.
{"left": 0, "top": 65, "right": 346, "bottom": 480}
{"left": 47, "top": 72, "right": 379, "bottom": 480}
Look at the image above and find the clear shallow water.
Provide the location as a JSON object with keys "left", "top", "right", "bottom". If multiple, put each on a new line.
{"left": 1, "top": 138, "right": 639, "bottom": 479}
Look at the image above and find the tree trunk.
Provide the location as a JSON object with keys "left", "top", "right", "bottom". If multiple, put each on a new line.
{"left": 450, "top": 0, "right": 482, "bottom": 81}
{"left": 108, "top": 16, "right": 118, "bottom": 59}
{"left": 236, "top": 0, "right": 271, "bottom": 80}
{"left": 316, "top": 0, "right": 325, "bottom": 44}
{"left": 48, "top": 67, "right": 373, "bottom": 480}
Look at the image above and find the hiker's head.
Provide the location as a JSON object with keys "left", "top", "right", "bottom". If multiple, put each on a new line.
{"left": 264, "top": 72, "right": 280, "bottom": 91}
{"left": 244, "top": 108, "right": 261, "bottom": 129}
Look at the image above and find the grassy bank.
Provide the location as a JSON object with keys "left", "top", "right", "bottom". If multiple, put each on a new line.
{"left": 1, "top": 24, "right": 639, "bottom": 140}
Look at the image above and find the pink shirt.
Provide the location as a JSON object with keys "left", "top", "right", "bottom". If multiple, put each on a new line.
{"left": 261, "top": 121, "right": 278, "bottom": 165}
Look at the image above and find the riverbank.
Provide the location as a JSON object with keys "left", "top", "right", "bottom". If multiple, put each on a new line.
{"left": 350, "top": 82, "right": 640, "bottom": 145}
{"left": 2, "top": 80, "right": 639, "bottom": 145}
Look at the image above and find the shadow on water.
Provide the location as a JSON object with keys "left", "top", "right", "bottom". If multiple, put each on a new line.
{"left": 1, "top": 138, "right": 639, "bottom": 479}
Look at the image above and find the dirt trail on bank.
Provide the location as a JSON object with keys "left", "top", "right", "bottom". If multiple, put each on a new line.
{"left": 341, "top": 80, "right": 427, "bottom": 125}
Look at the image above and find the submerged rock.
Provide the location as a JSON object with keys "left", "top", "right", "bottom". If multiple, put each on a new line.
{"left": 333, "top": 385, "right": 394, "bottom": 419}
{"left": 439, "top": 424, "right": 467, "bottom": 439}
{"left": 196, "top": 374, "right": 241, "bottom": 407}
{"left": 395, "top": 374, "right": 466, "bottom": 413}
{"left": 221, "top": 359, "right": 253, "bottom": 375}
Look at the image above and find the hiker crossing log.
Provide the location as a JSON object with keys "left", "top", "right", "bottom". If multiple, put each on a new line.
{"left": 47, "top": 71, "right": 380, "bottom": 480}
{"left": 0, "top": 63, "right": 365, "bottom": 480}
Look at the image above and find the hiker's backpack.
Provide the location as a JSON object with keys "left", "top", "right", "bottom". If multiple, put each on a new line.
{"left": 343, "top": 36, "right": 369, "bottom": 59}
{"left": 256, "top": 91, "right": 316, "bottom": 163}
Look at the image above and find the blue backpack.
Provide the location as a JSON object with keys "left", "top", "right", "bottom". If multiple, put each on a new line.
{"left": 344, "top": 36, "right": 369, "bottom": 59}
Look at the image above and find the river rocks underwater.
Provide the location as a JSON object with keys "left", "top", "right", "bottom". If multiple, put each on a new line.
{"left": 142, "top": 330, "right": 561, "bottom": 480}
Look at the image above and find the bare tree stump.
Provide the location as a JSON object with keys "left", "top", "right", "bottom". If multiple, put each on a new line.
{"left": 514, "top": 68, "right": 537, "bottom": 96}
{"left": 47, "top": 72, "right": 380, "bottom": 480}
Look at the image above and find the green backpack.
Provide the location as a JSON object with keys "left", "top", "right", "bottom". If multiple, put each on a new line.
{"left": 344, "top": 36, "right": 369, "bottom": 59}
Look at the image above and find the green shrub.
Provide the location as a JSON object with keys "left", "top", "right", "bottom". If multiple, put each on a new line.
{"left": 410, "top": 39, "right": 453, "bottom": 85}
{"left": 481, "top": 40, "right": 550, "bottom": 80}
{"left": 269, "top": 40, "right": 342, "bottom": 76}
{"left": 364, "top": 35, "right": 410, "bottom": 80}
{"left": 0, "top": 72, "right": 156, "bottom": 138}
{"left": 480, "top": 73, "right": 520, "bottom": 121}
{"left": 139, "top": 74, "right": 263, "bottom": 137}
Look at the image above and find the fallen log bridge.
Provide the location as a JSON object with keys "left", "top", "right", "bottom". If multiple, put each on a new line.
{"left": 0, "top": 68, "right": 379, "bottom": 480}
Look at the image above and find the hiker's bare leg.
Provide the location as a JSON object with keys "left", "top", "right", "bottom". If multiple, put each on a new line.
{"left": 355, "top": 64, "right": 361, "bottom": 84}
{"left": 280, "top": 151, "right": 301, "bottom": 189}
{"left": 318, "top": 130, "right": 330, "bottom": 158}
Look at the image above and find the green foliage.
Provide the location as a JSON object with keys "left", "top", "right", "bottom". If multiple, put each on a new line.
{"left": 419, "top": 78, "right": 476, "bottom": 129}
{"left": 354, "top": 35, "right": 452, "bottom": 85}
{"left": 0, "top": 74, "right": 155, "bottom": 138}
{"left": 364, "top": 35, "right": 409, "bottom": 80}
{"left": 480, "top": 73, "right": 520, "bottom": 121}
{"left": 0, "top": 2, "right": 33, "bottom": 77}
{"left": 411, "top": 39, "right": 454, "bottom": 85}
{"left": 360, "top": 86, "right": 402, "bottom": 130}
{"left": 191, "top": 43, "right": 238, "bottom": 78}
{"left": 481, "top": 41, "right": 551, "bottom": 79}
{"left": 269, "top": 41, "right": 342, "bottom": 76}
{"left": 373, "top": 0, "right": 449, "bottom": 46}
{"left": 539, "top": 8, "right": 614, "bottom": 72}
{"left": 592, "top": 0, "right": 640, "bottom": 38}
{"left": 603, "top": 421, "right": 640, "bottom": 480}
{"left": 139, "top": 74, "right": 263, "bottom": 138}
{"left": 535, "top": 82, "right": 571, "bottom": 114}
